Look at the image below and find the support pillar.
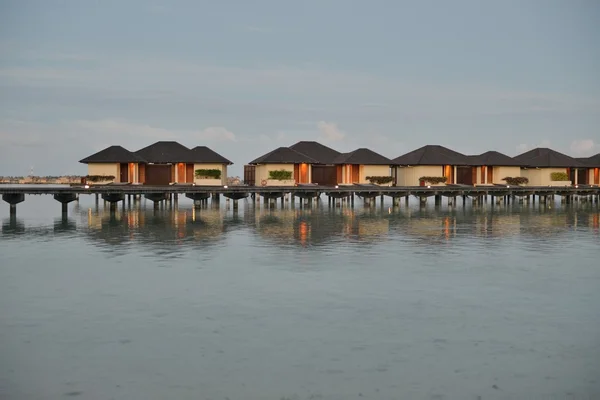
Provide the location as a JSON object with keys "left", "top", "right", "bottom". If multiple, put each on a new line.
{"left": 3, "top": 193, "right": 25, "bottom": 216}
{"left": 144, "top": 193, "right": 167, "bottom": 211}
{"left": 54, "top": 193, "right": 78, "bottom": 215}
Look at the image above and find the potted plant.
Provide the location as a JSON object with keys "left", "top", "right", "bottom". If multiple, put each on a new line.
{"left": 501, "top": 177, "right": 529, "bottom": 186}
{"left": 266, "top": 169, "right": 295, "bottom": 186}
{"left": 549, "top": 172, "right": 571, "bottom": 186}
{"left": 366, "top": 176, "right": 394, "bottom": 186}
{"left": 418, "top": 176, "right": 447, "bottom": 186}
{"left": 85, "top": 175, "right": 116, "bottom": 185}
{"left": 194, "top": 169, "right": 223, "bottom": 185}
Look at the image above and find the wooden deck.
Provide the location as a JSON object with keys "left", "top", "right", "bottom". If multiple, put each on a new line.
{"left": 1, "top": 183, "right": 599, "bottom": 196}
{"left": 2, "top": 183, "right": 598, "bottom": 216}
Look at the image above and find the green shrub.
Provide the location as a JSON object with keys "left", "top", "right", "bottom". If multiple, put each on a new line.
{"left": 418, "top": 176, "right": 447, "bottom": 184}
{"left": 366, "top": 176, "right": 394, "bottom": 184}
{"left": 86, "top": 175, "right": 115, "bottom": 182}
{"left": 268, "top": 170, "right": 293, "bottom": 180}
{"left": 550, "top": 172, "right": 569, "bottom": 181}
{"left": 502, "top": 176, "right": 529, "bottom": 185}
{"left": 195, "top": 169, "right": 222, "bottom": 179}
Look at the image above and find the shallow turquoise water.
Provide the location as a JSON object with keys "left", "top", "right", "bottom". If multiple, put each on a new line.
{"left": 1, "top": 195, "right": 599, "bottom": 400}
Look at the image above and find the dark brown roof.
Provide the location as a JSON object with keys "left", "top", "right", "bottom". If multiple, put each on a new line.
{"left": 135, "top": 141, "right": 198, "bottom": 163}
{"left": 333, "top": 148, "right": 392, "bottom": 165}
{"left": 289, "top": 141, "right": 341, "bottom": 164}
{"left": 513, "top": 147, "right": 586, "bottom": 168}
{"left": 391, "top": 145, "right": 468, "bottom": 166}
{"left": 191, "top": 146, "right": 233, "bottom": 165}
{"left": 578, "top": 153, "right": 600, "bottom": 167}
{"left": 79, "top": 145, "right": 145, "bottom": 164}
{"left": 248, "top": 147, "right": 318, "bottom": 164}
{"left": 467, "top": 151, "right": 521, "bottom": 166}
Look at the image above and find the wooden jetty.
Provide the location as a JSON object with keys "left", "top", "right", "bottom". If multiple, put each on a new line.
{"left": 1, "top": 183, "right": 599, "bottom": 216}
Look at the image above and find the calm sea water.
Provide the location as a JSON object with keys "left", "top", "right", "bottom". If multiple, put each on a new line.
{"left": 1, "top": 194, "right": 599, "bottom": 400}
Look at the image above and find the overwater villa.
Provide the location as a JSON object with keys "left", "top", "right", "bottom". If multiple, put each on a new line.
{"left": 289, "top": 141, "right": 342, "bottom": 186}
{"left": 576, "top": 153, "right": 600, "bottom": 186}
{"left": 246, "top": 141, "right": 343, "bottom": 186}
{"left": 246, "top": 142, "right": 393, "bottom": 186}
{"left": 390, "top": 145, "right": 468, "bottom": 186}
{"left": 79, "top": 141, "right": 599, "bottom": 189}
{"left": 466, "top": 151, "right": 523, "bottom": 185}
{"left": 333, "top": 148, "right": 392, "bottom": 185}
{"left": 513, "top": 147, "right": 587, "bottom": 186}
{"left": 80, "top": 141, "right": 232, "bottom": 186}
{"left": 246, "top": 147, "right": 318, "bottom": 186}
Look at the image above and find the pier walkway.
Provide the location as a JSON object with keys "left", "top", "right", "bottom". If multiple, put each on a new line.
{"left": 1, "top": 183, "right": 599, "bottom": 216}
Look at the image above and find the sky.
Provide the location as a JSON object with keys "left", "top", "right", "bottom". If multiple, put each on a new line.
{"left": 0, "top": 0, "right": 599, "bottom": 177}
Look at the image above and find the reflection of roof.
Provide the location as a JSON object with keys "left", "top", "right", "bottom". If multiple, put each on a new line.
{"left": 289, "top": 141, "right": 341, "bottom": 164}
{"left": 135, "top": 141, "right": 198, "bottom": 163}
{"left": 191, "top": 146, "right": 233, "bottom": 164}
{"left": 513, "top": 148, "right": 585, "bottom": 168}
{"left": 333, "top": 148, "right": 392, "bottom": 165}
{"left": 467, "top": 151, "right": 521, "bottom": 166}
{"left": 79, "top": 145, "right": 146, "bottom": 164}
{"left": 391, "top": 145, "right": 468, "bottom": 165}
{"left": 577, "top": 153, "right": 600, "bottom": 167}
{"left": 248, "top": 147, "right": 319, "bottom": 164}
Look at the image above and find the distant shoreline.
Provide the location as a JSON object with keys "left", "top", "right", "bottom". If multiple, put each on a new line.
{"left": 0, "top": 176, "right": 83, "bottom": 184}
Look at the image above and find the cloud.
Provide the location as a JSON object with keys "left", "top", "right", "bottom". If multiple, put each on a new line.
{"left": 570, "top": 139, "right": 598, "bottom": 156}
{"left": 198, "top": 126, "right": 236, "bottom": 142}
{"left": 257, "top": 131, "right": 288, "bottom": 144}
{"left": 71, "top": 119, "right": 236, "bottom": 143}
{"left": 3, "top": 52, "right": 599, "bottom": 120}
{"left": 72, "top": 119, "right": 178, "bottom": 140}
{"left": 0, "top": 120, "right": 52, "bottom": 149}
{"left": 317, "top": 121, "right": 345, "bottom": 142}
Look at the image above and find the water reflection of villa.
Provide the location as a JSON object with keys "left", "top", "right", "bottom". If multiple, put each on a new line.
{"left": 253, "top": 208, "right": 391, "bottom": 247}
{"left": 82, "top": 206, "right": 229, "bottom": 249}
